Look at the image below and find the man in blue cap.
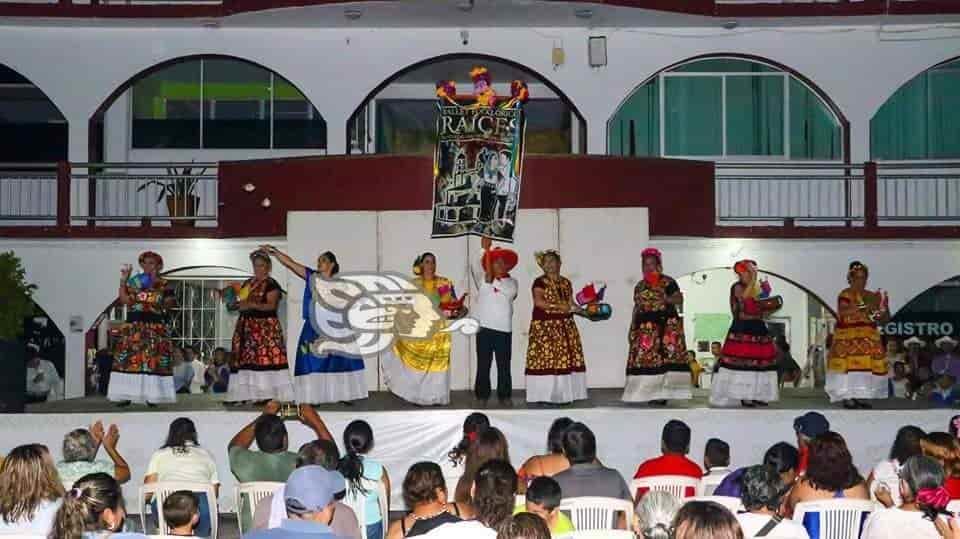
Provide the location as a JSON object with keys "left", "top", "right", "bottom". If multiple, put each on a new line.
{"left": 243, "top": 465, "right": 349, "bottom": 539}
{"left": 794, "top": 411, "right": 829, "bottom": 475}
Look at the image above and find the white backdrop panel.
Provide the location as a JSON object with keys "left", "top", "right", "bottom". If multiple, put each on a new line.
{"left": 286, "top": 211, "right": 380, "bottom": 388}
{"left": 559, "top": 208, "right": 650, "bottom": 388}
{"left": 3, "top": 407, "right": 950, "bottom": 515}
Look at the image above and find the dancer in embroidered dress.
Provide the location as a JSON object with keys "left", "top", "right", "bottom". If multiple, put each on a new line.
{"left": 826, "top": 261, "right": 890, "bottom": 409}
{"left": 709, "top": 259, "right": 781, "bottom": 408}
{"left": 525, "top": 250, "right": 588, "bottom": 404}
{"left": 107, "top": 251, "right": 176, "bottom": 406}
{"left": 260, "top": 245, "right": 368, "bottom": 404}
{"left": 622, "top": 247, "right": 691, "bottom": 405}
{"left": 224, "top": 250, "right": 294, "bottom": 404}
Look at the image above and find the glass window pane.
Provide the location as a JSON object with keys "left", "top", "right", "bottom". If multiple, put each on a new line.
{"left": 132, "top": 61, "right": 201, "bottom": 148}
{"left": 608, "top": 81, "right": 659, "bottom": 156}
{"left": 789, "top": 79, "right": 841, "bottom": 160}
{"left": 273, "top": 78, "right": 327, "bottom": 149}
{"left": 521, "top": 99, "right": 572, "bottom": 154}
{"left": 726, "top": 75, "right": 784, "bottom": 156}
{"left": 671, "top": 59, "right": 777, "bottom": 73}
{"left": 201, "top": 59, "right": 270, "bottom": 149}
{"left": 665, "top": 76, "right": 722, "bottom": 156}
{"left": 928, "top": 69, "right": 960, "bottom": 159}
{"left": 375, "top": 99, "right": 438, "bottom": 154}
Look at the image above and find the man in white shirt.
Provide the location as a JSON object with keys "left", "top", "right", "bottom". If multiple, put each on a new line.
{"left": 738, "top": 465, "right": 809, "bottom": 539}
{"left": 25, "top": 346, "right": 62, "bottom": 402}
{"left": 472, "top": 237, "right": 519, "bottom": 404}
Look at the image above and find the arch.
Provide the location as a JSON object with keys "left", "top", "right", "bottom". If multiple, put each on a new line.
{"left": 606, "top": 53, "right": 850, "bottom": 162}
{"left": 885, "top": 275, "right": 960, "bottom": 342}
{"left": 87, "top": 53, "right": 326, "bottom": 161}
{"left": 345, "top": 52, "right": 588, "bottom": 154}
{"left": 679, "top": 265, "right": 837, "bottom": 318}
{"left": 0, "top": 63, "right": 69, "bottom": 162}
{"left": 869, "top": 55, "right": 960, "bottom": 161}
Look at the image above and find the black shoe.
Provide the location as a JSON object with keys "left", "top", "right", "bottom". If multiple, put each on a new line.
{"left": 741, "top": 400, "right": 756, "bottom": 408}
{"left": 116, "top": 400, "right": 132, "bottom": 408}
{"left": 339, "top": 401, "right": 355, "bottom": 406}
{"left": 842, "top": 399, "right": 857, "bottom": 409}
{"left": 146, "top": 402, "right": 158, "bottom": 408}
{"left": 855, "top": 399, "right": 873, "bottom": 409}
{"left": 649, "top": 399, "right": 668, "bottom": 407}
{"left": 498, "top": 398, "right": 513, "bottom": 408}
{"left": 753, "top": 400, "right": 769, "bottom": 407}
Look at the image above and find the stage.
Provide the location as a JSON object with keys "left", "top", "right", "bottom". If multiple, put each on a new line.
{"left": 11, "top": 388, "right": 955, "bottom": 514}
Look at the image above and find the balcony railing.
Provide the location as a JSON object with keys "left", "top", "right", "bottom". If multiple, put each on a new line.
{"left": 716, "top": 161, "right": 960, "bottom": 226}
{"left": 0, "top": 162, "right": 218, "bottom": 227}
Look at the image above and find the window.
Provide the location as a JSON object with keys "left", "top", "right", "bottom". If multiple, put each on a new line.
{"left": 0, "top": 64, "right": 67, "bottom": 162}
{"left": 131, "top": 58, "right": 326, "bottom": 150}
{"left": 609, "top": 58, "right": 842, "bottom": 160}
{"left": 871, "top": 58, "right": 960, "bottom": 160}
{"left": 374, "top": 98, "right": 573, "bottom": 155}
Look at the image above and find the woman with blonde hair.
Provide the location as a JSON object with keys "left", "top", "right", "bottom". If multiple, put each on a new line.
{"left": 48, "top": 473, "right": 140, "bottom": 539}
{"left": 920, "top": 432, "right": 960, "bottom": 499}
{"left": 0, "top": 444, "right": 64, "bottom": 533}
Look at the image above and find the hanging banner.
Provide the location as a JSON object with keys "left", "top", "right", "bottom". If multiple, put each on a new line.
{"left": 431, "top": 68, "right": 528, "bottom": 242}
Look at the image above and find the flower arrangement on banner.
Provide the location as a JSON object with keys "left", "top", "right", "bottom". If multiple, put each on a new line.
{"left": 435, "top": 66, "right": 530, "bottom": 109}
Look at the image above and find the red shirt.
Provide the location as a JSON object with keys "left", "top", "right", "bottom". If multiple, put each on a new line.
{"left": 633, "top": 454, "right": 703, "bottom": 498}
{"left": 946, "top": 477, "right": 960, "bottom": 499}
{"left": 798, "top": 446, "right": 809, "bottom": 475}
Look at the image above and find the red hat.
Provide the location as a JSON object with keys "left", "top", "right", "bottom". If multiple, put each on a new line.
{"left": 733, "top": 259, "right": 758, "bottom": 275}
{"left": 482, "top": 247, "right": 518, "bottom": 273}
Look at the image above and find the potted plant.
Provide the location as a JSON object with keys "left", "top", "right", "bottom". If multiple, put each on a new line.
{"left": 0, "top": 251, "right": 37, "bottom": 413}
{"left": 137, "top": 165, "right": 207, "bottom": 226}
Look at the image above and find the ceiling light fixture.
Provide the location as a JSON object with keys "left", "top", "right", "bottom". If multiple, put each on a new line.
{"left": 344, "top": 7, "right": 363, "bottom": 20}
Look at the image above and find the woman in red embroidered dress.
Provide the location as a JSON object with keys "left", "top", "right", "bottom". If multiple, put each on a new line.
{"left": 224, "top": 250, "right": 294, "bottom": 403}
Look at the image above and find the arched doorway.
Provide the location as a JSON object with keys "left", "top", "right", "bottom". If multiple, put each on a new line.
{"left": 607, "top": 54, "right": 848, "bottom": 161}
{"left": 883, "top": 275, "right": 960, "bottom": 348}
{"left": 676, "top": 267, "right": 836, "bottom": 388}
{"left": 346, "top": 53, "right": 587, "bottom": 155}
{"left": 89, "top": 54, "right": 327, "bottom": 163}
{"left": 0, "top": 64, "right": 68, "bottom": 163}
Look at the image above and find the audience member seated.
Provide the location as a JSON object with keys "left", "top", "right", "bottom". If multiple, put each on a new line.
{"left": 448, "top": 413, "right": 491, "bottom": 468}
{"left": 243, "top": 465, "right": 351, "bottom": 539}
{"left": 891, "top": 362, "right": 911, "bottom": 399}
{"left": 714, "top": 442, "right": 798, "bottom": 499}
{"left": 254, "top": 439, "right": 361, "bottom": 539}
{"left": 863, "top": 455, "right": 951, "bottom": 539}
{"left": 633, "top": 490, "right": 682, "bottom": 539}
{"left": 634, "top": 420, "right": 702, "bottom": 498}
{"left": 517, "top": 417, "right": 574, "bottom": 486}
{"left": 929, "top": 374, "right": 959, "bottom": 406}
{"left": 456, "top": 427, "right": 510, "bottom": 506}
{"left": 0, "top": 444, "right": 64, "bottom": 533}
{"left": 230, "top": 401, "right": 320, "bottom": 483}
{"left": 164, "top": 490, "right": 200, "bottom": 537}
{"left": 703, "top": 438, "right": 731, "bottom": 485}
{"left": 553, "top": 422, "right": 632, "bottom": 502}
{"left": 339, "top": 420, "right": 389, "bottom": 539}
{"left": 868, "top": 425, "right": 925, "bottom": 507}
{"left": 172, "top": 347, "right": 195, "bottom": 395}
{"left": 205, "top": 348, "right": 230, "bottom": 394}
{"left": 671, "top": 500, "right": 744, "bottom": 539}
{"left": 793, "top": 412, "right": 829, "bottom": 475}
{"left": 920, "top": 432, "right": 960, "bottom": 499}
{"left": 496, "top": 513, "right": 550, "bottom": 539}
{"left": 56, "top": 420, "right": 131, "bottom": 489}
{"left": 422, "top": 460, "right": 517, "bottom": 539}
{"left": 785, "top": 432, "right": 869, "bottom": 515}
{"left": 516, "top": 476, "right": 573, "bottom": 536}
{"left": 145, "top": 417, "right": 220, "bottom": 537}
{"left": 387, "top": 461, "right": 466, "bottom": 539}
{"left": 737, "top": 465, "right": 809, "bottom": 539}
{"left": 50, "top": 472, "right": 146, "bottom": 539}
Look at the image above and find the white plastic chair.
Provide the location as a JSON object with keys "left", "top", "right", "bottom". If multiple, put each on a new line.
{"left": 699, "top": 472, "right": 729, "bottom": 495}
{"left": 792, "top": 499, "right": 874, "bottom": 539}
{"left": 139, "top": 481, "right": 219, "bottom": 539}
{"left": 557, "top": 531, "right": 635, "bottom": 539}
{"left": 343, "top": 480, "right": 390, "bottom": 539}
{"left": 558, "top": 496, "right": 634, "bottom": 531}
{"left": 234, "top": 481, "right": 283, "bottom": 535}
{"left": 631, "top": 475, "right": 701, "bottom": 500}
{"left": 690, "top": 495, "right": 743, "bottom": 513}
